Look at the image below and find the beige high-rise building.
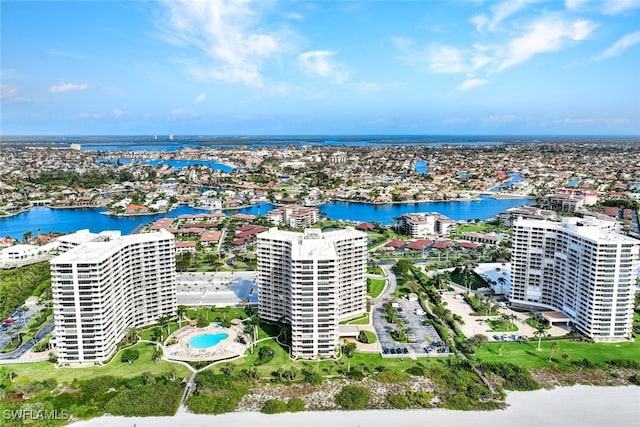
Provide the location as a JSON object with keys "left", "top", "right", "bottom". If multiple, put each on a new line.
{"left": 51, "top": 229, "right": 176, "bottom": 365}
{"left": 256, "top": 227, "right": 367, "bottom": 359}
{"left": 511, "top": 217, "right": 638, "bottom": 342}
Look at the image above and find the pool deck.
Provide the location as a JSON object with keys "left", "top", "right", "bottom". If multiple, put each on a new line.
{"left": 164, "top": 323, "right": 248, "bottom": 362}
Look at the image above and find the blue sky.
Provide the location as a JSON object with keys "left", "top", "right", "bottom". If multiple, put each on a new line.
{"left": 1, "top": 0, "right": 639, "bottom": 135}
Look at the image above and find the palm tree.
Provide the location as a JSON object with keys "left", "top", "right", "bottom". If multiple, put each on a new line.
{"left": 152, "top": 347, "right": 163, "bottom": 364}
{"left": 498, "top": 344, "right": 504, "bottom": 356}
{"left": 548, "top": 342, "right": 559, "bottom": 362}
{"left": 150, "top": 327, "right": 163, "bottom": 345}
{"left": 462, "top": 271, "right": 472, "bottom": 295}
{"left": 533, "top": 325, "right": 548, "bottom": 351}
{"left": 177, "top": 305, "right": 187, "bottom": 328}
{"left": 126, "top": 327, "right": 138, "bottom": 344}
{"left": 509, "top": 313, "right": 518, "bottom": 327}
{"left": 158, "top": 315, "right": 171, "bottom": 339}
{"left": 496, "top": 276, "right": 507, "bottom": 294}
{"left": 561, "top": 353, "right": 571, "bottom": 363}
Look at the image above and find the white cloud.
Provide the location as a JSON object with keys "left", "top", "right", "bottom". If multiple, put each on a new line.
{"left": 394, "top": 37, "right": 493, "bottom": 76}
{"left": 596, "top": 30, "right": 640, "bottom": 60}
{"left": 602, "top": 0, "right": 640, "bottom": 15}
{"left": 472, "top": 0, "right": 537, "bottom": 32}
{"left": 0, "top": 84, "right": 19, "bottom": 100}
{"left": 497, "top": 17, "right": 597, "bottom": 71}
{"left": 458, "top": 78, "right": 489, "bottom": 91}
{"left": 112, "top": 109, "right": 123, "bottom": 117}
{"left": 49, "top": 82, "right": 90, "bottom": 93}
{"left": 157, "top": 0, "right": 285, "bottom": 88}
{"left": 193, "top": 93, "right": 207, "bottom": 103}
{"left": 427, "top": 45, "right": 492, "bottom": 74}
{"left": 298, "top": 50, "right": 348, "bottom": 83}
{"left": 286, "top": 12, "right": 304, "bottom": 21}
{"left": 565, "top": 0, "right": 588, "bottom": 11}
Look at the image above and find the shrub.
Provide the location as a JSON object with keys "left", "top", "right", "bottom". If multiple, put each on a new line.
{"left": 405, "top": 390, "right": 433, "bottom": 408}
{"left": 347, "top": 369, "right": 364, "bottom": 381}
{"left": 406, "top": 366, "right": 425, "bottom": 376}
{"left": 387, "top": 393, "right": 410, "bottom": 409}
{"left": 302, "top": 369, "right": 323, "bottom": 385}
{"left": 374, "top": 370, "right": 409, "bottom": 384}
{"left": 197, "top": 317, "right": 210, "bottom": 328}
{"left": 334, "top": 385, "right": 370, "bottom": 409}
{"left": 120, "top": 348, "right": 139, "bottom": 363}
{"left": 358, "top": 330, "right": 369, "bottom": 343}
{"left": 479, "top": 362, "right": 540, "bottom": 391}
{"left": 286, "top": 397, "right": 305, "bottom": 412}
{"left": 261, "top": 399, "right": 287, "bottom": 414}
{"left": 254, "top": 346, "right": 275, "bottom": 365}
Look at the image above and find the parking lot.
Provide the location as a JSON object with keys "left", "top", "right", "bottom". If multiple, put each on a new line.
{"left": 372, "top": 297, "right": 449, "bottom": 357}
{"left": 176, "top": 271, "right": 258, "bottom": 306}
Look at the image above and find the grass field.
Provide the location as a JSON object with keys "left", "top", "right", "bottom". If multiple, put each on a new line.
{"left": 361, "top": 330, "right": 377, "bottom": 344}
{"left": 9, "top": 342, "right": 192, "bottom": 383}
{"left": 139, "top": 321, "right": 181, "bottom": 341}
{"left": 487, "top": 319, "right": 519, "bottom": 332}
{"left": 475, "top": 338, "right": 640, "bottom": 368}
{"left": 368, "top": 278, "right": 386, "bottom": 298}
{"left": 185, "top": 307, "right": 248, "bottom": 322}
{"left": 341, "top": 313, "right": 370, "bottom": 325}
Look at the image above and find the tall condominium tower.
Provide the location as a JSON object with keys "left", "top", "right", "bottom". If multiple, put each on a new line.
{"left": 51, "top": 229, "right": 176, "bottom": 364}
{"left": 511, "top": 217, "right": 638, "bottom": 342}
{"left": 256, "top": 227, "right": 368, "bottom": 359}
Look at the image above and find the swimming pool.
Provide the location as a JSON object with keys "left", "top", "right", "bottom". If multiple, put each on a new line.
{"left": 189, "top": 333, "right": 229, "bottom": 349}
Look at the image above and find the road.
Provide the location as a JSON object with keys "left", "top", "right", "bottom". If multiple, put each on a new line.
{"left": 0, "top": 304, "right": 45, "bottom": 352}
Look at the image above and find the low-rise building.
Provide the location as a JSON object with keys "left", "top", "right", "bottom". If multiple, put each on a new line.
{"left": 398, "top": 212, "right": 455, "bottom": 237}
{"left": 266, "top": 206, "right": 319, "bottom": 228}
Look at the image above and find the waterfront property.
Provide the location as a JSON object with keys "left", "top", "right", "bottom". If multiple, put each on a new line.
{"left": 0, "top": 197, "right": 534, "bottom": 241}
{"left": 510, "top": 217, "right": 638, "bottom": 342}
{"left": 397, "top": 212, "right": 456, "bottom": 237}
{"left": 256, "top": 227, "right": 368, "bottom": 359}
{"left": 51, "top": 229, "right": 177, "bottom": 365}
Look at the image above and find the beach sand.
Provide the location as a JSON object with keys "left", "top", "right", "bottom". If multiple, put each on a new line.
{"left": 70, "top": 385, "right": 639, "bottom": 427}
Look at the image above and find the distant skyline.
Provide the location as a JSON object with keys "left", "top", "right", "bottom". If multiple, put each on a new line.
{"left": 1, "top": 0, "right": 639, "bottom": 135}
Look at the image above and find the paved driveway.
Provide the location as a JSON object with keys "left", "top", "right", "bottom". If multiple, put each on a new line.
{"left": 441, "top": 290, "right": 570, "bottom": 341}
{"left": 370, "top": 264, "right": 447, "bottom": 356}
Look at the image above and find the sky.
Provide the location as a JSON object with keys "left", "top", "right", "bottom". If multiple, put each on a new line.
{"left": 1, "top": 0, "right": 639, "bottom": 135}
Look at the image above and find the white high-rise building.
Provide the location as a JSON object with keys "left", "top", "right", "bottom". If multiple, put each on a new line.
{"left": 256, "top": 227, "right": 368, "bottom": 359}
{"left": 511, "top": 217, "right": 638, "bottom": 342}
{"left": 51, "top": 229, "right": 176, "bottom": 365}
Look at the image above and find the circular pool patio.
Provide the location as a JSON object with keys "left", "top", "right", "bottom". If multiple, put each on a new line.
{"left": 165, "top": 323, "right": 247, "bottom": 362}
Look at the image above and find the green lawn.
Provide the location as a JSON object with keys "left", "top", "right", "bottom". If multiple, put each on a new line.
{"left": 360, "top": 330, "right": 377, "bottom": 344}
{"left": 487, "top": 320, "right": 519, "bottom": 332}
{"left": 525, "top": 318, "right": 551, "bottom": 330}
{"left": 341, "top": 313, "right": 370, "bottom": 325}
{"left": 475, "top": 339, "right": 640, "bottom": 368}
{"left": 185, "top": 307, "right": 248, "bottom": 322}
{"left": 139, "top": 321, "right": 181, "bottom": 341}
{"left": 449, "top": 271, "right": 488, "bottom": 291}
{"left": 9, "top": 342, "right": 192, "bottom": 383}
{"left": 367, "top": 278, "right": 386, "bottom": 298}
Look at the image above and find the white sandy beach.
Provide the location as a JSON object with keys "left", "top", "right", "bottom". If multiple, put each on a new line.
{"left": 70, "top": 385, "right": 640, "bottom": 427}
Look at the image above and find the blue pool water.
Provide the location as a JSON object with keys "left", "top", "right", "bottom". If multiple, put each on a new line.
{"left": 189, "top": 333, "right": 229, "bottom": 349}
